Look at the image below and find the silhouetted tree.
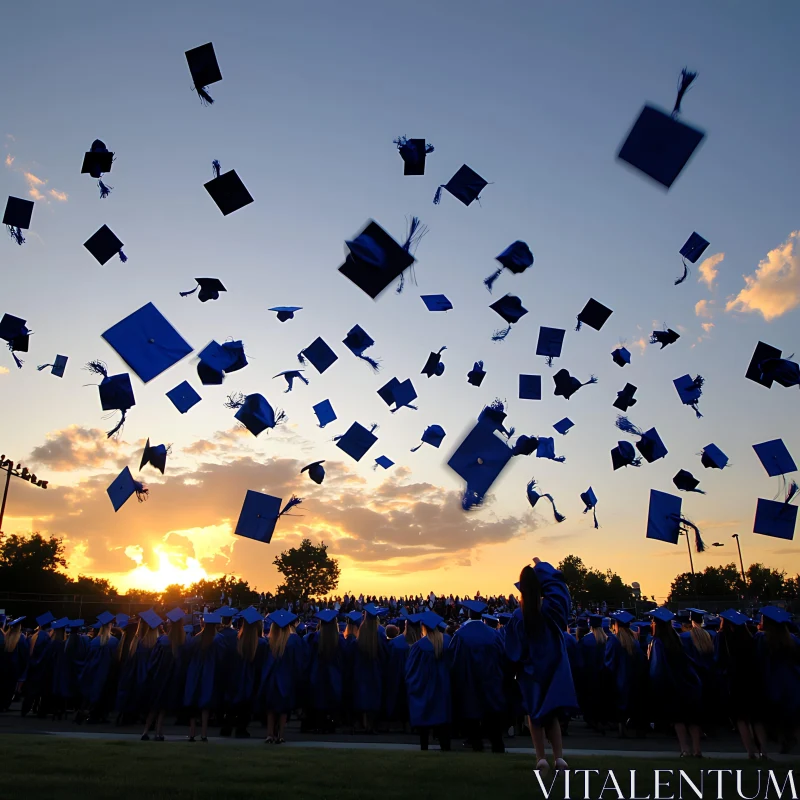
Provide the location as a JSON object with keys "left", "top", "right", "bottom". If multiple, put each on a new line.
{"left": 0, "top": 532, "right": 70, "bottom": 593}
{"left": 274, "top": 539, "right": 340, "bottom": 601}
{"left": 557, "top": 555, "right": 639, "bottom": 606}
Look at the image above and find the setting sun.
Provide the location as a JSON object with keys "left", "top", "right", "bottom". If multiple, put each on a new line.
{"left": 111, "top": 546, "right": 210, "bottom": 593}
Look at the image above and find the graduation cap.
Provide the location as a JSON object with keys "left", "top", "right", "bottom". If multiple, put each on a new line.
{"left": 272, "top": 610, "right": 300, "bottom": 630}
{"left": 239, "top": 607, "right": 263, "bottom": 626}
{"left": 345, "top": 611, "right": 363, "bottom": 624}
{"left": 374, "top": 455, "right": 394, "bottom": 470}
{"left": 581, "top": 487, "right": 599, "bottom": 528}
{"left": 203, "top": 612, "right": 222, "bottom": 625}
{"left": 512, "top": 434, "right": 537, "bottom": 456}
{"left": 490, "top": 294, "right": 528, "bottom": 341}
{"left": 617, "top": 68, "right": 705, "bottom": 189}
{"left": 433, "top": 164, "right": 488, "bottom": 206}
{"left": 85, "top": 361, "right": 135, "bottom": 438}
{"left": 611, "top": 440, "right": 641, "bottom": 470}
{"left": 447, "top": 420, "right": 513, "bottom": 510}
{"left": 613, "top": 383, "right": 638, "bottom": 412}
{"left": 536, "top": 437, "right": 565, "bottom": 463}
{"left": 84, "top": 224, "right": 127, "bottom": 264}
{"left": 611, "top": 347, "right": 631, "bottom": 367}
{"left": 757, "top": 357, "right": 800, "bottom": 389}
{"left": 185, "top": 42, "right": 222, "bottom": 105}
{"left": 611, "top": 610, "right": 635, "bottom": 626}
{"left": 753, "top": 439, "right": 797, "bottom": 477}
{"left": 234, "top": 490, "right": 302, "bottom": 545}
{"left": 4, "top": 196, "right": 34, "bottom": 245}
{"left": 301, "top": 461, "right": 325, "bottom": 485}
{"left": 96, "top": 611, "right": 115, "bottom": 627}
{"left": 411, "top": 425, "right": 446, "bottom": 452}
{"left": 297, "top": 337, "right": 338, "bottom": 374}
{"left": 673, "top": 469, "right": 704, "bottom": 494}
{"left": 394, "top": 136, "right": 434, "bottom": 175}
{"left": 36, "top": 611, "right": 55, "bottom": 628}
{"left": 526, "top": 478, "right": 566, "bottom": 522}
{"left": 343, "top": 325, "right": 381, "bottom": 372}
{"left": 166, "top": 608, "right": 186, "bottom": 624}
{"left": 553, "top": 417, "right": 574, "bottom": 436}
{"left": 616, "top": 416, "right": 668, "bottom": 463}
{"left": 700, "top": 443, "right": 728, "bottom": 470}
{"left": 269, "top": 306, "right": 302, "bottom": 323}
{"left": 646, "top": 488, "right": 706, "bottom": 551}
{"left": 575, "top": 298, "right": 612, "bottom": 332}
{"left": 273, "top": 370, "right": 309, "bottom": 393}
{"left": 180, "top": 277, "right": 226, "bottom": 302}
{"left": 650, "top": 326, "right": 681, "bottom": 349}
{"left": 553, "top": 369, "right": 597, "bottom": 400}
{"left": 459, "top": 599, "right": 488, "bottom": 614}
{"left": 226, "top": 393, "right": 285, "bottom": 436}
{"left": 139, "top": 438, "right": 169, "bottom": 475}
{"left": 759, "top": 606, "right": 792, "bottom": 624}
{"left": 377, "top": 378, "right": 418, "bottom": 412}
{"left": 140, "top": 609, "right": 163, "bottom": 630}
{"left": 196, "top": 340, "right": 247, "bottom": 385}
{"left": 484, "top": 241, "right": 534, "bottom": 291}
{"left": 421, "top": 294, "right": 452, "bottom": 312}
{"left": 719, "top": 609, "right": 748, "bottom": 626}
{"left": 68, "top": 619, "right": 85, "bottom": 629}
{"left": 334, "top": 422, "right": 378, "bottom": 462}
{"left": 648, "top": 607, "right": 676, "bottom": 623}
{"left": 467, "top": 360, "right": 486, "bottom": 386}
{"left": 746, "top": 341, "right": 783, "bottom": 388}
{"left": 37, "top": 354, "right": 68, "bottom": 378}
{"left": 312, "top": 399, "right": 336, "bottom": 428}
{"left": 676, "top": 232, "right": 710, "bottom": 285}
{"left": 421, "top": 347, "right": 446, "bottom": 378}
{"left": 167, "top": 381, "right": 201, "bottom": 414}
{"left": 674, "top": 374, "right": 704, "bottom": 418}
{"left": 115, "top": 613, "right": 130, "bottom": 628}
{"left": 339, "top": 218, "right": 422, "bottom": 299}
{"left": 536, "top": 327, "right": 565, "bottom": 367}
{"left": 478, "top": 399, "right": 514, "bottom": 438}
{"left": 0, "top": 313, "right": 31, "bottom": 369}
{"left": 204, "top": 163, "right": 254, "bottom": 216}
{"left": 107, "top": 466, "right": 148, "bottom": 512}
{"left": 81, "top": 139, "right": 114, "bottom": 198}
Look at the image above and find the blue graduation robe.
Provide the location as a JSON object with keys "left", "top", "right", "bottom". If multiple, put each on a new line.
{"left": 261, "top": 634, "right": 304, "bottom": 713}
{"left": 0, "top": 635, "right": 28, "bottom": 710}
{"left": 714, "top": 629, "right": 757, "bottom": 722}
{"left": 305, "top": 634, "right": 344, "bottom": 713}
{"left": 348, "top": 636, "right": 386, "bottom": 714}
{"left": 753, "top": 632, "right": 800, "bottom": 726}
{"left": 117, "top": 640, "right": 157, "bottom": 714}
{"left": 449, "top": 621, "right": 506, "bottom": 719}
{"left": 79, "top": 634, "right": 119, "bottom": 708}
{"left": 604, "top": 633, "right": 646, "bottom": 721}
{"left": 680, "top": 630, "right": 719, "bottom": 723}
{"left": 227, "top": 638, "right": 268, "bottom": 708}
{"left": 577, "top": 632, "right": 615, "bottom": 723}
{"left": 146, "top": 636, "right": 191, "bottom": 713}
{"left": 22, "top": 631, "right": 53, "bottom": 700}
{"left": 183, "top": 634, "right": 225, "bottom": 711}
{"left": 53, "top": 634, "right": 90, "bottom": 700}
{"left": 648, "top": 637, "right": 702, "bottom": 723}
{"left": 503, "top": 562, "right": 578, "bottom": 724}
{"left": 383, "top": 635, "right": 410, "bottom": 720}
{"left": 405, "top": 637, "right": 451, "bottom": 728}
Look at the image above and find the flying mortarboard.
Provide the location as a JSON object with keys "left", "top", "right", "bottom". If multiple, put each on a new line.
{"left": 700, "top": 443, "right": 728, "bottom": 470}
{"left": 374, "top": 456, "right": 394, "bottom": 470}
{"left": 757, "top": 356, "right": 800, "bottom": 389}
{"left": 234, "top": 490, "right": 302, "bottom": 545}
{"left": 611, "top": 440, "right": 641, "bottom": 470}
{"left": 580, "top": 487, "right": 599, "bottom": 528}
{"left": 617, "top": 68, "right": 705, "bottom": 189}
{"left": 484, "top": 241, "right": 534, "bottom": 291}
{"left": 745, "top": 341, "right": 783, "bottom": 388}
{"left": 273, "top": 370, "right": 309, "bottom": 393}
{"left": 166, "top": 608, "right": 186, "bottom": 624}
{"left": 611, "top": 347, "right": 631, "bottom": 367}
{"left": 754, "top": 496, "right": 798, "bottom": 540}
{"left": 297, "top": 337, "right": 338, "bottom": 374}
{"left": 519, "top": 375, "right": 542, "bottom": 400}
{"left": 269, "top": 610, "right": 299, "bottom": 628}
{"left": 313, "top": 399, "right": 337, "bottom": 428}
{"left": 512, "top": 434, "right": 537, "bottom": 456}
{"left": 536, "top": 327, "right": 565, "bottom": 367}
{"left": 185, "top": 42, "right": 222, "bottom": 105}
{"left": 421, "top": 347, "right": 446, "bottom": 378}
{"left": 180, "top": 277, "right": 227, "bottom": 302}
{"left": 676, "top": 232, "right": 710, "bottom": 285}
{"left": 269, "top": 306, "right": 302, "bottom": 322}
{"left": 433, "top": 164, "right": 488, "bottom": 206}
{"left": 0, "top": 314, "right": 31, "bottom": 369}
{"left": 226, "top": 392, "right": 285, "bottom": 436}
{"left": 650, "top": 326, "right": 680, "bottom": 349}
{"left": 421, "top": 294, "right": 452, "bottom": 312}
{"left": 613, "top": 383, "right": 638, "bottom": 412}
{"left": 411, "top": 425, "right": 446, "bottom": 452}
{"left": 477, "top": 399, "right": 512, "bottom": 437}
{"left": 37, "top": 354, "right": 68, "bottom": 377}
{"left": 536, "top": 437, "right": 565, "bottom": 463}
{"left": 81, "top": 140, "right": 114, "bottom": 198}
{"left": 377, "top": 378, "right": 418, "bottom": 412}
{"left": 167, "top": 381, "right": 201, "bottom": 414}
{"left": 553, "top": 417, "right": 574, "bottom": 436}
{"left": 335, "top": 422, "right": 378, "bottom": 462}
{"left": 107, "top": 466, "right": 148, "bottom": 512}
{"left": 139, "top": 438, "right": 169, "bottom": 475}
{"left": 394, "top": 136, "right": 434, "bottom": 175}
{"left": 204, "top": 163, "right": 254, "bottom": 216}
{"left": 301, "top": 461, "right": 326, "bottom": 485}
{"left": 673, "top": 374, "right": 704, "bottom": 418}
{"left": 575, "top": 298, "right": 612, "bottom": 332}
{"left": 4, "top": 196, "right": 34, "bottom": 245}
{"left": 673, "top": 469, "right": 704, "bottom": 493}
{"left": 84, "top": 224, "right": 127, "bottom": 264}
{"left": 343, "top": 325, "right": 381, "bottom": 372}
{"left": 467, "top": 361, "right": 486, "bottom": 386}
{"left": 646, "top": 488, "right": 705, "bottom": 551}
{"left": 490, "top": 294, "right": 528, "bottom": 341}
{"left": 84, "top": 361, "right": 135, "bottom": 438}
{"left": 616, "top": 416, "right": 667, "bottom": 462}
{"left": 753, "top": 439, "right": 797, "bottom": 477}
{"left": 526, "top": 478, "right": 566, "bottom": 522}
{"left": 554, "top": 369, "right": 597, "bottom": 400}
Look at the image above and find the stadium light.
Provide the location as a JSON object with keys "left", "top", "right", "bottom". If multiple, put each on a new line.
{"left": 0, "top": 455, "right": 49, "bottom": 535}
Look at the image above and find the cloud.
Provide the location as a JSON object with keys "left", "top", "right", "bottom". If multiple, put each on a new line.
{"left": 28, "top": 425, "right": 124, "bottom": 471}
{"left": 3, "top": 157, "right": 67, "bottom": 205}
{"left": 701, "top": 322, "right": 714, "bottom": 333}
{"left": 726, "top": 231, "right": 800, "bottom": 321}
{"left": 632, "top": 336, "right": 648, "bottom": 354}
{"left": 698, "top": 252, "right": 725, "bottom": 288}
{"left": 0, "top": 366, "right": 8, "bottom": 375}
{"left": 4, "top": 154, "right": 13, "bottom": 166}
{"left": 694, "top": 299, "right": 713, "bottom": 318}
{"left": 24, "top": 171, "right": 44, "bottom": 187}
{"left": 48, "top": 189, "right": 68, "bottom": 202}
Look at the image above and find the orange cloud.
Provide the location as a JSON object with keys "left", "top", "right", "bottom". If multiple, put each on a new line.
{"left": 694, "top": 299, "right": 712, "bottom": 318}
{"left": 5, "top": 154, "right": 13, "bottom": 166}
{"left": 0, "top": 366, "right": 9, "bottom": 376}
{"left": 48, "top": 189, "right": 68, "bottom": 202}
{"left": 28, "top": 425, "right": 123, "bottom": 471}
{"left": 23, "top": 171, "right": 44, "bottom": 187}
{"left": 698, "top": 252, "right": 724, "bottom": 288}
{"left": 726, "top": 231, "right": 800, "bottom": 320}
{"left": 701, "top": 322, "right": 714, "bottom": 333}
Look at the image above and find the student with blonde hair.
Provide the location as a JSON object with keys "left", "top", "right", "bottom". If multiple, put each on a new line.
{"left": 0, "top": 616, "right": 28, "bottom": 711}
{"left": 77, "top": 611, "right": 119, "bottom": 723}
{"left": 349, "top": 605, "right": 385, "bottom": 734}
{"left": 260, "top": 610, "right": 303, "bottom": 744}
{"left": 225, "top": 607, "right": 267, "bottom": 739}
{"left": 184, "top": 612, "right": 224, "bottom": 742}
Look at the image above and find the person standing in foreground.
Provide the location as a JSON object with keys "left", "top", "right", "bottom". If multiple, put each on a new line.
{"left": 261, "top": 610, "right": 304, "bottom": 744}
{"left": 504, "top": 558, "right": 577, "bottom": 775}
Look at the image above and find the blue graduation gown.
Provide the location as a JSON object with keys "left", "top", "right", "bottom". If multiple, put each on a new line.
{"left": 753, "top": 632, "right": 800, "bottom": 726}
{"left": 383, "top": 635, "right": 410, "bottom": 720}
{"left": 117, "top": 640, "right": 157, "bottom": 714}
{"left": 305, "top": 634, "right": 344, "bottom": 713}
{"left": 349, "top": 637, "right": 386, "bottom": 714}
{"left": 183, "top": 634, "right": 225, "bottom": 711}
{"left": 604, "top": 634, "right": 646, "bottom": 720}
{"left": 261, "top": 634, "right": 304, "bottom": 713}
{"left": 648, "top": 637, "right": 702, "bottom": 723}
{"left": 405, "top": 637, "right": 451, "bottom": 728}
{"left": 79, "top": 635, "right": 119, "bottom": 708}
{"left": 0, "top": 635, "right": 28, "bottom": 709}
{"left": 53, "top": 634, "right": 90, "bottom": 700}
{"left": 146, "top": 636, "right": 190, "bottom": 713}
{"left": 449, "top": 622, "right": 506, "bottom": 719}
{"left": 714, "top": 630, "right": 757, "bottom": 722}
{"left": 577, "top": 632, "right": 615, "bottom": 722}
{"left": 680, "top": 631, "right": 718, "bottom": 723}
{"left": 22, "top": 632, "right": 53, "bottom": 699}
{"left": 227, "top": 638, "right": 268, "bottom": 708}
{"left": 503, "top": 562, "right": 578, "bottom": 724}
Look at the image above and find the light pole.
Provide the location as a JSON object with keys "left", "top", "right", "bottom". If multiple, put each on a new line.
{"left": 679, "top": 531, "right": 696, "bottom": 597}
{"left": 732, "top": 534, "right": 746, "bottom": 583}
{"left": 0, "top": 455, "right": 49, "bottom": 535}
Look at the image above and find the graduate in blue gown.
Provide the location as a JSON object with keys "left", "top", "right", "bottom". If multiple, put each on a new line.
{"left": 225, "top": 607, "right": 268, "bottom": 738}
{"left": 449, "top": 602, "right": 506, "bottom": 752}
{"left": 184, "top": 613, "right": 225, "bottom": 742}
{"left": 679, "top": 610, "right": 718, "bottom": 729}
{"left": 52, "top": 619, "right": 88, "bottom": 717}
{"left": 0, "top": 618, "right": 28, "bottom": 711}
{"left": 305, "top": 609, "right": 344, "bottom": 733}
{"left": 260, "top": 610, "right": 304, "bottom": 743}
{"left": 340, "top": 611, "right": 361, "bottom": 724}
{"left": 561, "top": 627, "right": 581, "bottom": 736}
{"left": 347, "top": 605, "right": 386, "bottom": 733}
{"left": 113, "top": 619, "right": 140, "bottom": 723}
{"left": 646, "top": 608, "right": 703, "bottom": 757}
{"left": 605, "top": 611, "right": 646, "bottom": 737}
{"left": 577, "top": 615, "right": 615, "bottom": 731}
{"left": 216, "top": 607, "right": 240, "bottom": 736}
{"left": 78, "top": 613, "right": 119, "bottom": 723}
{"left": 383, "top": 615, "right": 420, "bottom": 728}
{"left": 405, "top": 611, "right": 452, "bottom": 751}
{"left": 21, "top": 617, "right": 55, "bottom": 717}
{"left": 504, "top": 558, "right": 577, "bottom": 773}
{"left": 117, "top": 611, "right": 162, "bottom": 722}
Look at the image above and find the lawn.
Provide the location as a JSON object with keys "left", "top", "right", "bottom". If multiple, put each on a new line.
{"left": 1, "top": 734, "right": 797, "bottom": 800}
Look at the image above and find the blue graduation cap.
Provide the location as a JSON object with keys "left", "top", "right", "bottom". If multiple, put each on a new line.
{"left": 313, "top": 399, "right": 337, "bottom": 428}
{"left": 36, "top": 611, "right": 55, "bottom": 628}
{"left": 217, "top": 605, "right": 238, "bottom": 618}
{"left": 140, "top": 609, "right": 163, "bottom": 629}
{"left": 421, "top": 294, "right": 452, "bottom": 312}
{"left": 674, "top": 374, "right": 704, "bottom": 418}
{"left": 115, "top": 613, "right": 130, "bottom": 628}
{"left": 363, "top": 603, "right": 382, "bottom": 617}
{"left": 85, "top": 361, "right": 135, "bottom": 438}
{"left": 553, "top": 417, "right": 574, "bottom": 436}
{"left": 203, "top": 612, "right": 222, "bottom": 625}
{"left": 673, "top": 469, "right": 704, "bottom": 493}
{"left": 301, "top": 460, "right": 325, "bottom": 485}
{"left": 519, "top": 374, "right": 542, "bottom": 400}
{"left": 185, "top": 42, "right": 222, "bottom": 104}
{"left": 759, "top": 606, "right": 791, "bottom": 624}
{"left": 374, "top": 456, "right": 394, "bottom": 470}
{"left": 617, "top": 68, "right": 705, "bottom": 189}
{"left": 335, "top": 422, "right": 378, "bottom": 462}
{"left": 526, "top": 478, "right": 566, "bottom": 522}
{"left": 646, "top": 489, "right": 682, "bottom": 545}
{"left": 411, "top": 425, "right": 446, "bottom": 452}
{"left": 650, "top": 326, "right": 681, "bottom": 349}
{"left": 240, "top": 607, "right": 263, "bottom": 625}
{"left": 611, "top": 347, "right": 631, "bottom": 367}
{"left": 484, "top": 241, "right": 534, "bottom": 291}
{"left": 84, "top": 224, "right": 127, "bottom": 265}
{"left": 575, "top": 298, "right": 612, "bottom": 332}
{"left": 719, "top": 609, "right": 748, "bottom": 626}
{"left": 269, "top": 306, "right": 302, "bottom": 322}
{"left": 346, "top": 611, "right": 363, "bottom": 624}
{"left": 433, "top": 164, "right": 488, "bottom": 206}
{"left": 226, "top": 393, "right": 285, "bottom": 436}
{"left": 536, "top": 437, "right": 564, "bottom": 462}
{"left": 746, "top": 341, "right": 783, "bottom": 388}
{"left": 536, "top": 327, "right": 565, "bottom": 367}
{"left": 611, "top": 440, "right": 641, "bottom": 470}
{"left": 616, "top": 417, "right": 667, "bottom": 463}
{"left": 68, "top": 619, "right": 84, "bottom": 629}
{"left": 512, "top": 434, "right": 537, "bottom": 457}
{"left": 96, "top": 611, "right": 115, "bottom": 626}
{"left": 273, "top": 369, "right": 308, "bottom": 393}
{"left": 180, "top": 277, "right": 226, "bottom": 302}
{"left": 37, "top": 354, "right": 68, "bottom": 378}
{"left": 581, "top": 487, "right": 599, "bottom": 528}
{"left": 0, "top": 313, "right": 31, "bottom": 369}
{"left": 467, "top": 361, "right": 486, "bottom": 387}
{"left": 447, "top": 421, "right": 513, "bottom": 510}
{"left": 166, "top": 608, "right": 186, "bottom": 624}
{"left": 611, "top": 611, "right": 635, "bottom": 625}
{"left": 459, "top": 599, "right": 488, "bottom": 614}
{"left": 394, "top": 136, "right": 434, "bottom": 175}
{"left": 753, "top": 496, "right": 797, "bottom": 540}
{"left": 298, "top": 337, "right": 338, "bottom": 374}
{"left": 204, "top": 167, "right": 254, "bottom": 216}
{"left": 377, "top": 377, "right": 418, "bottom": 412}
{"left": 140, "top": 439, "right": 169, "bottom": 475}
{"left": 554, "top": 369, "right": 597, "bottom": 400}
{"left": 167, "top": 381, "right": 201, "bottom": 414}
{"left": 490, "top": 294, "right": 528, "bottom": 341}
{"left": 419, "top": 610, "right": 444, "bottom": 629}
{"left": 269, "top": 610, "right": 298, "bottom": 628}
{"left": 316, "top": 609, "right": 338, "bottom": 624}
{"left": 421, "top": 347, "right": 447, "bottom": 378}
{"left": 753, "top": 439, "right": 796, "bottom": 477}
{"left": 343, "top": 325, "right": 380, "bottom": 372}
{"left": 700, "top": 443, "right": 728, "bottom": 470}
{"left": 102, "top": 303, "right": 193, "bottom": 383}
{"left": 4, "top": 195, "right": 34, "bottom": 244}
{"left": 648, "top": 607, "right": 676, "bottom": 623}
{"left": 234, "top": 490, "right": 301, "bottom": 545}
{"left": 107, "top": 467, "right": 148, "bottom": 512}
{"left": 676, "top": 232, "right": 710, "bottom": 284}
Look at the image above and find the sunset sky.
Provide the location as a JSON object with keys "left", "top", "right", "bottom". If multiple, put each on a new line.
{"left": 2, "top": 2, "right": 799, "bottom": 601}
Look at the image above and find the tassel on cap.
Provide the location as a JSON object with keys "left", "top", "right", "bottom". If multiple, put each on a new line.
{"left": 212, "top": 160, "right": 221, "bottom": 178}
{"left": 134, "top": 480, "right": 149, "bottom": 502}
{"left": 574, "top": 317, "right": 582, "bottom": 332}
{"left": 197, "top": 86, "right": 214, "bottom": 106}
{"left": 492, "top": 326, "right": 511, "bottom": 342}
{"left": 483, "top": 267, "right": 503, "bottom": 293}
{"left": 118, "top": 250, "right": 127, "bottom": 263}
{"left": 278, "top": 496, "right": 303, "bottom": 518}
{"left": 7, "top": 226, "right": 25, "bottom": 246}
{"left": 675, "top": 259, "right": 689, "bottom": 285}
{"left": 677, "top": 516, "right": 706, "bottom": 553}
{"left": 672, "top": 68, "right": 698, "bottom": 118}
{"left": 106, "top": 409, "right": 126, "bottom": 439}
{"left": 433, "top": 185, "right": 444, "bottom": 205}
{"left": 179, "top": 285, "right": 199, "bottom": 298}
{"left": 615, "top": 415, "right": 643, "bottom": 438}
{"left": 545, "top": 494, "right": 566, "bottom": 523}
{"left": 98, "top": 180, "right": 112, "bottom": 199}
{"left": 224, "top": 392, "right": 246, "bottom": 410}
{"left": 11, "top": 350, "right": 23, "bottom": 369}
{"left": 297, "top": 352, "right": 306, "bottom": 365}
{"left": 85, "top": 360, "right": 109, "bottom": 379}
{"left": 37, "top": 363, "right": 52, "bottom": 371}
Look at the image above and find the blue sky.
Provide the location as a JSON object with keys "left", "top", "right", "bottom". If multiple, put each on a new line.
{"left": 2, "top": 2, "right": 799, "bottom": 598}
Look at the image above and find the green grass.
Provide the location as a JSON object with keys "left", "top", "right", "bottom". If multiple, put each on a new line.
{"left": 1, "top": 734, "right": 798, "bottom": 799}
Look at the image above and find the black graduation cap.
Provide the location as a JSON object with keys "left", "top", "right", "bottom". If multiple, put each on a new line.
{"left": 4, "top": 196, "right": 34, "bottom": 245}
{"left": 617, "top": 68, "right": 705, "bottom": 189}
{"left": 757, "top": 357, "right": 800, "bottom": 389}
{"left": 85, "top": 361, "right": 135, "bottom": 438}
{"left": 394, "top": 136, "right": 434, "bottom": 176}
{"left": 297, "top": 337, "right": 338, "bottom": 374}
{"left": 204, "top": 166, "right": 254, "bottom": 216}
{"left": 273, "top": 370, "right": 309, "bottom": 392}
{"left": 377, "top": 378, "right": 418, "bottom": 412}
{"left": 489, "top": 294, "right": 528, "bottom": 341}
{"left": 673, "top": 469, "right": 704, "bottom": 494}
{"left": 575, "top": 298, "right": 612, "bottom": 332}
{"left": 185, "top": 42, "right": 222, "bottom": 105}
{"left": 343, "top": 325, "right": 380, "bottom": 372}
{"left": 753, "top": 495, "right": 798, "bottom": 540}
{"left": 433, "top": 164, "right": 488, "bottom": 206}
{"left": 675, "top": 232, "right": 710, "bottom": 284}
{"left": 700, "top": 444, "right": 728, "bottom": 470}
{"left": 611, "top": 440, "right": 641, "bottom": 470}
{"left": 613, "top": 383, "right": 638, "bottom": 411}
{"left": 269, "top": 306, "right": 302, "bottom": 322}
{"left": 467, "top": 361, "right": 486, "bottom": 386}
{"left": 139, "top": 439, "right": 169, "bottom": 475}
{"left": 37, "top": 354, "right": 68, "bottom": 378}
{"left": 512, "top": 434, "right": 538, "bottom": 456}
{"left": 180, "top": 278, "right": 226, "bottom": 302}
{"left": 617, "top": 416, "right": 668, "bottom": 463}
{"left": 536, "top": 327, "right": 565, "bottom": 367}
{"left": 301, "top": 461, "right": 326, "bottom": 485}
{"left": 338, "top": 218, "right": 420, "bottom": 299}
{"left": 484, "top": 241, "right": 534, "bottom": 291}
{"left": 745, "top": 341, "right": 783, "bottom": 388}
{"left": 478, "top": 400, "right": 513, "bottom": 437}
{"left": 519, "top": 375, "right": 542, "bottom": 400}
{"left": 0, "top": 313, "right": 30, "bottom": 369}
{"left": 226, "top": 392, "right": 285, "bottom": 436}
{"left": 650, "top": 326, "right": 680, "bottom": 349}
{"left": 421, "top": 347, "right": 446, "bottom": 378}
{"left": 553, "top": 369, "right": 597, "bottom": 400}
{"left": 335, "top": 422, "right": 378, "bottom": 462}
{"left": 84, "top": 225, "right": 127, "bottom": 265}
{"left": 611, "top": 347, "right": 631, "bottom": 367}
{"left": 674, "top": 374, "right": 704, "bottom": 418}
{"left": 526, "top": 479, "right": 566, "bottom": 523}
{"left": 81, "top": 140, "right": 114, "bottom": 198}
{"left": 580, "top": 487, "right": 599, "bottom": 529}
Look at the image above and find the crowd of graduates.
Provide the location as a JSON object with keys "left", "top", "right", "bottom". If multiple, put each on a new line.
{"left": 1, "top": 560, "right": 799, "bottom": 771}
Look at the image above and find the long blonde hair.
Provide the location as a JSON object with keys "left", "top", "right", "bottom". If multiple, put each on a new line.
{"left": 4, "top": 625, "right": 22, "bottom": 653}
{"left": 199, "top": 622, "right": 218, "bottom": 651}
{"left": 357, "top": 614, "right": 378, "bottom": 660}
{"left": 97, "top": 622, "right": 112, "bottom": 647}
{"left": 613, "top": 622, "right": 636, "bottom": 656}
{"left": 317, "top": 621, "right": 339, "bottom": 662}
{"left": 690, "top": 625, "right": 714, "bottom": 657}
{"left": 269, "top": 623, "right": 290, "bottom": 659}
{"left": 238, "top": 621, "right": 262, "bottom": 663}
{"left": 169, "top": 620, "right": 186, "bottom": 657}
{"left": 51, "top": 627, "right": 66, "bottom": 644}
{"left": 422, "top": 623, "right": 444, "bottom": 659}
{"left": 345, "top": 621, "right": 359, "bottom": 639}
{"left": 404, "top": 620, "right": 421, "bottom": 646}
{"left": 592, "top": 624, "right": 608, "bottom": 647}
